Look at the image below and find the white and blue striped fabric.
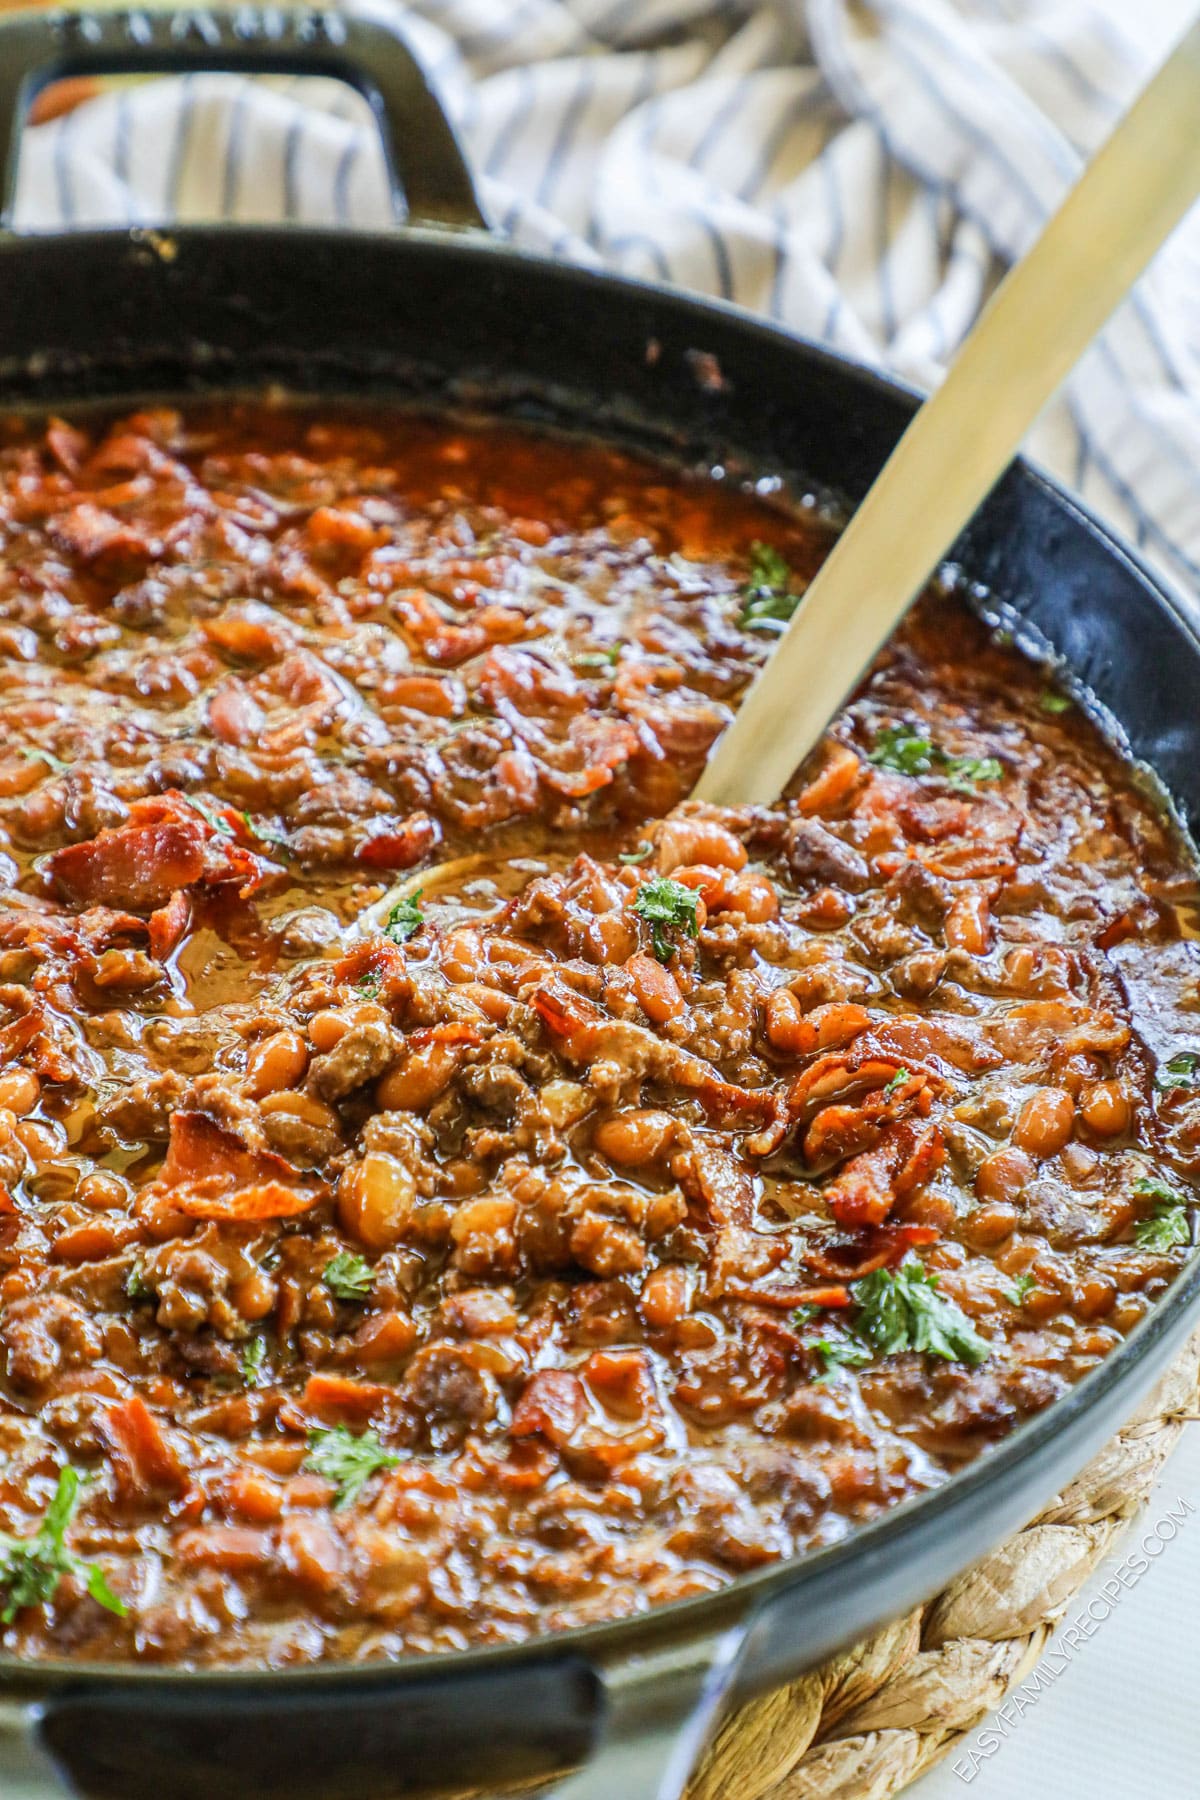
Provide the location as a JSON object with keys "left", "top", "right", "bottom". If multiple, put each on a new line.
{"left": 14, "top": 0, "right": 1200, "bottom": 597}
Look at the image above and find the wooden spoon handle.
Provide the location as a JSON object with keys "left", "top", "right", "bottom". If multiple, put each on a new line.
{"left": 695, "top": 20, "right": 1200, "bottom": 808}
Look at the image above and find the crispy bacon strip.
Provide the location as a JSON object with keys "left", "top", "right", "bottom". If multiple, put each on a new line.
{"left": 144, "top": 1111, "right": 322, "bottom": 1222}
{"left": 821, "top": 1122, "right": 945, "bottom": 1231}
{"left": 534, "top": 979, "right": 779, "bottom": 1128}
{"left": 45, "top": 792, "right": 282, "bottom": 913}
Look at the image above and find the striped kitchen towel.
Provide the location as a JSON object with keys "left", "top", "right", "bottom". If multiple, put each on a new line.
{"left": 14, "top": 0, "right": 1200, "bottom": 596}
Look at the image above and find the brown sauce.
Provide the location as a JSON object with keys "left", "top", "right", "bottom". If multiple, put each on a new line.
{"left": 0, "top": 402, "right": 1196, "bottom": 1666}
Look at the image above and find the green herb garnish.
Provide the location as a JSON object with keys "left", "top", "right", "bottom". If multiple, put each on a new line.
{"left": 941, "top": 754, "right": 1003, "bottom": 795}
{"left": 618, "top": 842, "right": 655, "bottom": 866}
{"left": 853, "top": 1257, "right": 990, "bottom": 1366}
{"left": 1133, "top": 1178, "right": 1191, "bottom": 1251}
{"left": 184, "top": 794, "right": 236, "bottom": 838}
{"left": 304, "top": 1425, "right": 399, "bottom": 1509}
{"left": 384, "top": 894, "right": 425, "bottom": 944}
{"left": 738, "top": 542, "right": 805, "bottom": 631}
{"left": 574, "top": 646, "right": 620, "bottom": 671}
{"left": 813, "top": 1336, "right": 873, "bottom": 1382}
{"left": 241, "top": 812, "right": 290, "bottom": 852}
{"left": 868, "top": 725, "right": 938, "bottom": 777}
{"left": 241, "top": 1336, "right": 267, "bottom": 1387}
{"left": 1039, "top": 691, "right": 1072, "bottom": 715}
{"left": 355, "top": 974, "right": 382, "bottom": 999}
{"left": 1004, "top": 1274, "right": 1036, "bottom": 1307}
{"left": 633, "top": 876, "right": 701, "bottom": 963}
{"left": 0, "top": 1468, "right": 126, "bottom": 1624}
{"left": 868, "top": 725, "right": 1003, "bottom": 795}
{"left": 1156, "top": 1052, "right": 1200, "bottom": 1092}
{"left": 883, "top": 1067, "right": 910, "bottom": 1100}
{"left": 18, "top": 747, "right": 69, "bottom": 776}
{"left": 124, "top": 1262, "right": 153, "bottom": 1302}
{"left": 323, "top": 1252, "right": 375, "bottom": 1303}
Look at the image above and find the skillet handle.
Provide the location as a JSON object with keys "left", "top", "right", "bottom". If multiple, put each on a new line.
{"left": 548, "top": 1612, "right": 756, "bottom": 1800}
{"left": 0, "top": 1696, "right": 71, "bottom": 1795}
{"left": 0, "top": 4, "right": 487, "bottom": 233}
{"left": 0, "top": 1613, "right": 760, "bottom": 1800}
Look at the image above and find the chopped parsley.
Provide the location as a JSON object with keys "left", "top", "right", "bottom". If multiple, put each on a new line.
{"left": 883, "top": 1067, "right": 911, "bottom": 1100}
{"left": 868, "top": 724, "right": 938, "bottom": 777}
{"left": 738, "top": 541, "right": 805, "bottom": 631}
{"left": 304, "top": 1424, "right": 399, "bottom": 1510}
{"left": 241, "top": 812, "right": 290, "bottom": 852}
{"left": 355, "top": 973, "right": 382, "bottom": 999}
{"left": 633, "top": 876, "right": 701, "bottom": 963}
{"left": 183, "top": 794, "right": 236, "bottom": 838}
{"left": 941, "top": 754, "right": 1004, "bottom": 796}
{"left": 1133, "top": 1178, "right": 1191, "bottom": 1252}
{"left": 241, "top": 1336, "right": 267, "bottom": 1387}
{"left": 124, "top": 1262, "right": 153, "bottom": 1303}
{"left": 1039, "top": 690, "right": 1072, "bottom": 715}
{"left": 323, "top": 1252, "right": 375, "bottom": 1303}
{"left": 813, "top": 1337, "right": 873, "bottom": 1382}
{"left": 574, "top": 645, "right": 621, "bottom": 671}
{"left": 0, "top": 1468, "right": 126, "bottom": 1625}
{"left": 18, "top": 746, "right": 69, "bottom": 776}
{"left": 1155, "top": 1051, "right": 1200, "bottom": 1092}
{"left": 868, "top": 724, "right": 1003, "bottom": 795}
{"left": 853, "top": 1257, "right": 991, "bottom": 1366}
{"left": 1004, "top": 1274, "right": 1036, "bottom": 1307}
{"left": 383, "top": 894, "right": 425, "bottom": 944}
{"left": 618, "top": 841, "right": 655, "bottom": 866}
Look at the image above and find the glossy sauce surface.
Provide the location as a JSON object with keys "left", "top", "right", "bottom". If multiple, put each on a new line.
{"left": 0, "top": 405, "right": 1197, "bottom": 1667}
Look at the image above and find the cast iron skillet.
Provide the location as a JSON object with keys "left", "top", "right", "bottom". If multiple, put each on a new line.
{"left": 1, "top": 10, "right": 1199, "bottom": 1799}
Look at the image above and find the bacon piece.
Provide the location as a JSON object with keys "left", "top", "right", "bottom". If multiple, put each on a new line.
{"left": 822, "top": 1121, "right": 945, "bottom": 1231}
{"left": 355, "top": 811, "right": 440, "bottom": 871}
{"left": 803, "top": 1071, "right": 932, "bottom": 1169}
{"left": 104, "top": 1395, "right": 187, "bottom": 1501}
{"left": 49, "top": 502, "right": 153, "bottom": 565}
{"left": 148, "top": 890, "right": 191, "bottom": 960}
{"left": 299, "top": 1373, "right": 394, "bottom": 1426}
{"left": 176, "top": 1527, "right": 275, "bottom": 1573}
{"left": 175, "top": 1182, "right": 321, "bottom": 1222}
{"left": 804, "top": 1222, "right": 941, "bottom": 1283}
{"left": 726, "top": 1282, "right": 851, "bottom": 1311}
{"left": 0, "top": 1010, "right": 42, "bottom": 1059}
{"left": 795, "top": 740, "right": 862, "bottom": 814}
{"left": 332, "top": 938, "right": 409, "bottom": 998}
{"left": 510, "top": 1369, "right": 586, "bottom": 1448}
{"left": 45, "top": 792, "right": 281, "bottom": 913}
{"left": 533, "top": 979, "right": 778, "bottom": 1129}
{"left": 143, "top": 1111, "right": 321, "bottom": 1222}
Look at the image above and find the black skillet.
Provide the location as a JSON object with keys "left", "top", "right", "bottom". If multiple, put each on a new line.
{"left": 0, "top": 9, "right": 1199, "bottom": 1799}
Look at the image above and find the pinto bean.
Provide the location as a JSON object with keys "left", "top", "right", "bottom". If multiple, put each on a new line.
{"left": 247, "top": 1030, "right": 309, "bottom": 1098}
{"left": 639, "top": 1264, "right": 692, "bottom": 1328}
{"left": 1013, "top": 1089, "right": 1076, "bottom": 1159}
{"left": 975, "top": 1147, "right": 1034, "bottom": 1205}
{"left": 657, "top": 817, "right": 747, "bottom": 874}
{"left": 0, "top": 1069, "right": 39, "bottom": 1116}
{"left": 944, "top": 891, "right": 991, "bottom": 955}
{"left": 376, "top": 1040, "right": 461, "bottom": 1112}
{"left": 625, "top": 952, "right": 685, "bottom": 1024}
{"left": 1079, "top": 1080, "right": 1131, "bottom": 1137}
{"left": 593, "top": 1108, "right": 679, "bottom": 1167}
{"left": 337, "top": 1153, "right": 417, "bottom": 1250}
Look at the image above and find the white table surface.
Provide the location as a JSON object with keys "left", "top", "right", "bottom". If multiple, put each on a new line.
{"left": 914, "top": 3, "right": 1200, "bottom": 1796}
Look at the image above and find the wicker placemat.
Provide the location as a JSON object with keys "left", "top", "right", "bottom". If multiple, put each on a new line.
{"left": 686, "top": 1330, "right": 1200, "bottom": 1800}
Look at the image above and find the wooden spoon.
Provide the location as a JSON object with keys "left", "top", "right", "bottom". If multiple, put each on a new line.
{"left": 694, "top": 20, "right": 1200, "bottom": 808}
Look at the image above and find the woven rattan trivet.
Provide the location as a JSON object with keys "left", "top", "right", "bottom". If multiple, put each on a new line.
{"left": 685, "top": 1329, "right": 1200, "bottom": 1800}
